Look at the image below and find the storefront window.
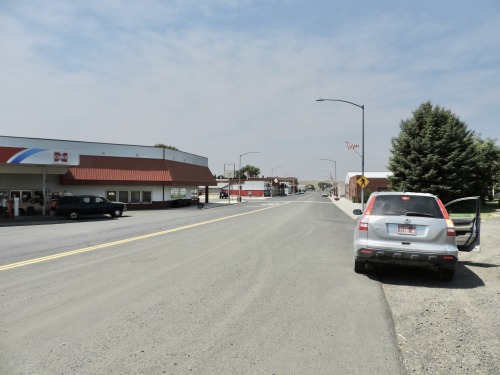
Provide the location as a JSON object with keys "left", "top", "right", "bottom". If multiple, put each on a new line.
{"left": 118, "top": 191, "right": 129, "bottom": 203}
{"left": 131, "top": 191, "right": 141, "bottom": 204}
{"left": 9, "top": 190, "right": 32, "bottom": 203}
{"left": 171, "top": 188, "right": 186, "bottom": 198}
{"left": 142, "top": 191, "right": 152, "bottom": 203}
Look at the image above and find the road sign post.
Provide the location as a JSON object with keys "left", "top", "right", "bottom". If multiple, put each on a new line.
{"left": 356, "top": 176, "right": 369, "bottom": 203}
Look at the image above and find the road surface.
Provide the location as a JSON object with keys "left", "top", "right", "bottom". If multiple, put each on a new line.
{"left": 0, "top": 193, "right": 402, "bottom": 374}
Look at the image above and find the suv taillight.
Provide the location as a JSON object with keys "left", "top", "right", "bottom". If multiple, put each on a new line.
{"left": 358, "top": 218, "right": 369, "bottom": 231}
{"left": 436, "top": 198, "right": 455, "bottom": 237}
{"left": 446, "top": 219, "right": 456, "bottom": 237}
{"left": 358, "top": 196, "right": 377, "bottom": 231}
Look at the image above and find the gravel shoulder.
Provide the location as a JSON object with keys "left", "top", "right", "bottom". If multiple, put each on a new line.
{"left": 380, "top": 213, "right": 500, "bottom": 374}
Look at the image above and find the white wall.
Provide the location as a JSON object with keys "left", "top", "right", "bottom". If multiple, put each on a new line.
{"left": 0, "top": 136, "right": 208, "bottom": 167}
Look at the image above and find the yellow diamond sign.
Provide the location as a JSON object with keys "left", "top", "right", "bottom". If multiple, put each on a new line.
{"left": 357, "top": 176, "right": 369, "bottom": 188}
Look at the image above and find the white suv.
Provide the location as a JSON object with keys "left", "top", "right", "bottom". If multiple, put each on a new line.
{"left": 353, "top": 192, "right": 480, "bottom": 281}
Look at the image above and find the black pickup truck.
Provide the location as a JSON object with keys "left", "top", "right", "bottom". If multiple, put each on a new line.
{"left": 54, "top": 195, "right": 126, "bottom": 220}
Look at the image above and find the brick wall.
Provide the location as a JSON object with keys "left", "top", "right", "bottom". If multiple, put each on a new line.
{"left": 346, "top": 176, "right": 391, "bottom": 202}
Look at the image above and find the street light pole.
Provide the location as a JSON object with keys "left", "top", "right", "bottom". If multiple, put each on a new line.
{"left": 322, "top": 170, "right": 332, "bottom": 194}
{"left": 316, "top": 98, "right": 365, "bottom": 210}
{"left": 239, "top": 151, "right": 260, "bottom": 202}
{"left": 320, "top": 158, "right": 337, "bottom": 196}
{"left": 270, "top": 166, "right": 284, "bottom": 198}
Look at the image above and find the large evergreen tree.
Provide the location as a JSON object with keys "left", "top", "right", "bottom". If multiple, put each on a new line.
{"left": 474, "top": 137, "right": 500, "bottom": 200}
{"left": 388, "top": 101, "right": 479, "bottom": 203}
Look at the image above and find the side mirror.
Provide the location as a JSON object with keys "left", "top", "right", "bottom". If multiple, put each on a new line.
{"left": 353, "top": 209, "right": 363, "bottom": 215}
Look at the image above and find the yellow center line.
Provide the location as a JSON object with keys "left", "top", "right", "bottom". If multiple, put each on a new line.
{"left": 0, "top": 202, "right": 291, "bottom": 271}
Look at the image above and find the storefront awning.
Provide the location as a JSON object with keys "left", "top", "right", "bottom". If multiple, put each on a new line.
{"left": 61, "top": 155, "right": 216, "bottom": 186}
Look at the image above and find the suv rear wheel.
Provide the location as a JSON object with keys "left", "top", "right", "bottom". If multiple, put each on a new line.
{"left": 439, "top": 268, "right": 455, "bottom": 281}
{"left": 354, "top": 260, "right": 367, "bottom": 274}
{"left": 68, "top": 210, "right": 79, "bottom": 220}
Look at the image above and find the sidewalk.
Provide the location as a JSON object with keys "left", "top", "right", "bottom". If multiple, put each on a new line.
{"left": 0, "top": 212, "right": 66, "bottom": 226}
{"left": 328, "top": 196, "right": 362, "bottom": 219}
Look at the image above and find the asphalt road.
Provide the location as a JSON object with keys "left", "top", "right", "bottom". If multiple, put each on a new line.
{"left": 0, "top": 193, "right": 402, "bottom": 374}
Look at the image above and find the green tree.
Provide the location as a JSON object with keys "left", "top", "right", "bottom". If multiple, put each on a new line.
{"left": 236, "top": 165, "right": 260, "bottom": 179}
{"left": 474, "top": 137, "right": 500, "bottom": 200}
{"left": 154, "top": 143, "right": 179, "bottom": 151}
{"left": 388, "top": 101, "right": 479, "bottom": 203}
{"left": 318, "top": 182, "right": 332, "bottom": 190}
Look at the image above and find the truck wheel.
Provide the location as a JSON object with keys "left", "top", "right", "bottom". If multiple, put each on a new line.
{"left": 68, "top": 210, "right": 79, "bottom": 220}
{"left": 111, "top": 209, "right": 122, "bottom": 218}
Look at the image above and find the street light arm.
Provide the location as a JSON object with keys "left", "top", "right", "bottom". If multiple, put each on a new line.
{"left": 240, "top": 151, "right": 260, "bottom": 158}
{"left": 316, "top": 98, "right": 364, "bottom": 110}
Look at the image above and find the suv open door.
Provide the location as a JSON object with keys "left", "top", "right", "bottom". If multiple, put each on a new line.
{"left": 445, "top": 196, "right": 481, "bottom": 252}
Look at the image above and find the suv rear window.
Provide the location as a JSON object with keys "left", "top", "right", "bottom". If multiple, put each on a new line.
{"left": 370, "top": 195, "right": 443, "bottom": 218}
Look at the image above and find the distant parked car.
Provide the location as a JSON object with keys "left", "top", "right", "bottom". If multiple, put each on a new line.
{"left": 321, "top": 191, "right": 328, "bottom": 197}
{"left": 54, "top": 195, "right": 126, "bottom": 220}
{"left": 219, "top": 191, "right": 228, "bottom": 199}
{"left": 352, "top": 192, "right": 480, "bottom": 281}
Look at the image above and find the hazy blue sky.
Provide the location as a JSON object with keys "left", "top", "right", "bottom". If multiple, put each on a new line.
{"left": 1, "top": 0, "right": 499, "bottom": 181}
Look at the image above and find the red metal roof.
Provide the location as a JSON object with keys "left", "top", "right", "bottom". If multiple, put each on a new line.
{"left": 61, "top": 155, "right": 216, "bottom": 186}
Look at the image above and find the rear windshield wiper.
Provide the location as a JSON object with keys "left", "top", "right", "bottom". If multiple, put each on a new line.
{"left": 405, "top": 212, "right": 435, "bottom": 218}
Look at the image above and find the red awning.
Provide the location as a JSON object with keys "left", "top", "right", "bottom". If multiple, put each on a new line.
{"left": 61, "top": 155, "right": 216, "bottom": 186}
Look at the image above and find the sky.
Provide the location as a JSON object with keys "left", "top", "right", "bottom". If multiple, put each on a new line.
{"left": 1, "top": 0, "right": 499, "bottom": 182}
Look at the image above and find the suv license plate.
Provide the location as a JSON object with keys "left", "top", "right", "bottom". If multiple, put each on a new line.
{"left": 398, "top": 224, "right": 416, "bottom": 235}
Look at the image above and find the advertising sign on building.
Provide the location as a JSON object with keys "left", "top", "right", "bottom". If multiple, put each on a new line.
{"left": 0, "top": 147, "right": 79, "bottom": 166}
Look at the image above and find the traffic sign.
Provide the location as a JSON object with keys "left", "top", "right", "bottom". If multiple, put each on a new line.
{"left": 357, "top": 176, "right": 369, "bottom": 188}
